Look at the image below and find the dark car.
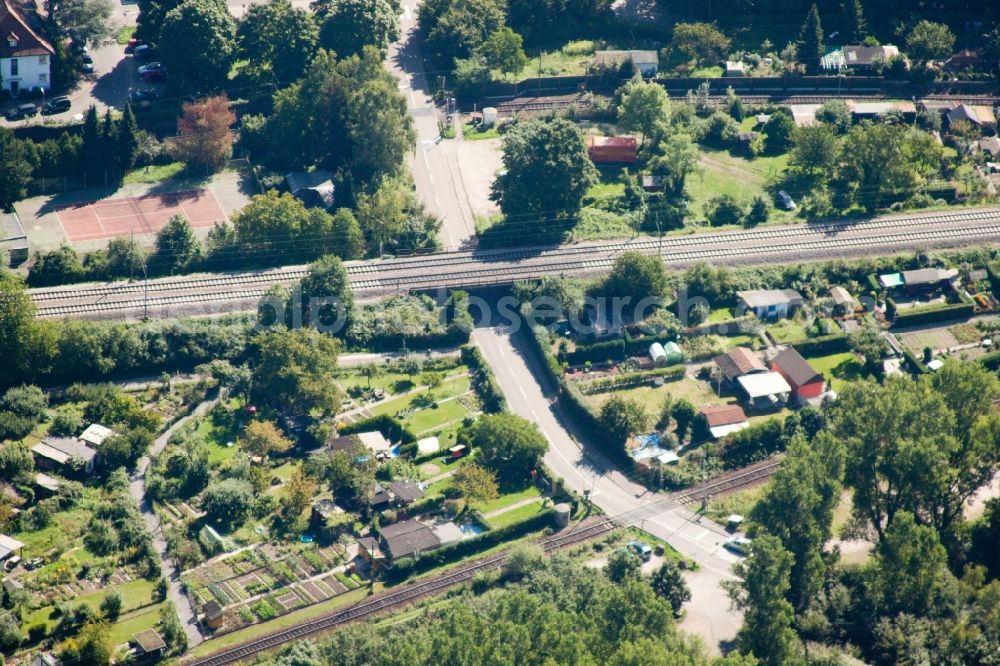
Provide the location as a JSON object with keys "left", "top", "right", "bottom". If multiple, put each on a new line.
{"left": 41, "top": 96, "right": 71, "bottom": 115}
{"left": 129, "top": 88, "right": 159, "bottom": 109}
{"left": 124, "top": 37, "right": 142, "bottom": 54}
{"left": 4, "top": 103, "right": 37, "bottom": 121}
{"left": 133, "top": 44, "right": 158, "bottom": 61}
{"left": 80, "top": 54, "right": 94, "bottom": 73}
{"left": 137, "top": 61, "right": 164, "bottom": 75}
{"left": 141, "top": 68, "right": 168, "bottom": 83}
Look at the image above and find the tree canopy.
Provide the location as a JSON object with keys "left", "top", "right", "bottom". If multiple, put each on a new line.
{"left": 237, "top": 0, "right": 318, "bottom": 83}
{"left": 462, "top": 413, "right": 548, "bottom": 483}
{"left": 159, "top": 0, "right": 236, "bottom": 93}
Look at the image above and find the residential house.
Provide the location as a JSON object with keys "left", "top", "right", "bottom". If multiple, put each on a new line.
{"left": 736, "top": 372, "right": 791, "bottom": 410}
{"left": 593, "top": 50, "right": 658, "bottom": 76}
{"left": 700, "top": 404, "right": 750, "bottom": 439}
{"left": 902, "top": 267, "right": 959, "bottom": 290}
{"left": 31, "top": 652, "right": 59, "bottom": 666}
{"left": 947, "top": 104, "right": 997, "bottom": 131}
{"left": 714, "top": 347, "right": 767, "bottom": 388}
{"left": 371, "top": 480, "right": 424, "bottom": 511}
{"left": 0, "top": 0, "right": 54, "bottom": 96}
{"left": 771, "top": 347, "right": 825, "bottom": 405}
{"left": 846, "top": 100, "right": 916, "bottom": 122}
{"left": 79, "top": 423, "right": 115, "bottom": 448}
{"left": 131, "top": 630, "right": 166, "bottom": 660}
{"left": 285, "top": 170, "right": 335, "bottom": 209}
{"left": 829, "top": 286, "right": 856, "bottom": 314}
{"left": 736, "top": 289, "right": 804, "bottom": 319}
{"left": 377, "top": 519, "right": 441, "bottom": 561}
{"left": 973, "top": 136, "right": 1000, "bottom": 160}
{"left": 0, "top": 534, "right": 24, "bottom": 562}
{"left": 202, "top": 601, "right": 224, "bottom": 630}
{"left": 821, "top": 44, "right": 899, "bottom": 72}
{"left": 31, "top": 436, "right": 98, "bottom": 474}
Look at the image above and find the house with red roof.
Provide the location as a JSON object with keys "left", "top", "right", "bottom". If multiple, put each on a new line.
{"left": 0, "top": 0, "right": 54, "bottom": 96}
{"left": 770, "top": 347, "right": 825, "bottom": 405}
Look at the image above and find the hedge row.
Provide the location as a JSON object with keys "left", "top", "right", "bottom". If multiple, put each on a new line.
{"left": 889, "top": 299, "right": 975, "bottom": 327}
{"left": 987, "top": 265, "right": 1000, "bottom": 295}
{"left": 718, "top": 418, "right": 786, "bottom": 470}
{"left": 563, "top": 338, "right": 627, "bottom": 366}
{"left": 460, "top": 346, "right": 507, "bottom": 414}
{"left": 792, "top": 333, "right": 850, "bottom": 356}
{"left": 576, "top": 365, "right": 685, "bottom": 395}
{"left": 902, "top": 347, "right": 930, "bottom": 375}
{"left": 686, "top": 316, "right": 753, "bottom": 337}
{"left": 979, "top": 350, "right": 1000, "bottom": 371}
{"left": 341, "top": 414, "right": 417, "bottom": 446}
{"left": 385, "top": 508, "right": 556, "bottom": 582}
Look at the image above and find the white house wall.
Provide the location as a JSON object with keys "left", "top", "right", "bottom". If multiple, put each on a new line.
{"left": 2, "top": 54, "right": 50, "bottom": 92}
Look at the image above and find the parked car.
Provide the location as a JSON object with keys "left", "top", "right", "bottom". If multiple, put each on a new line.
{"left": 776, "top": 190, "right": 796, "bottom": 211}
{"left": 70, "top": 39, "right": 88, "bottom": 54}
{"left": 724, "top": 537, "right": 753, "bottom": 556}
{"left": 41, "top": 96, "right": 71, "bottom": 114}
{"left": 5, "top": 103, "right": 38, "bottom": 121}
{"left": 134, "top": 45, "right": 158, "bottom": 61}
{"left": 24, "top": 557, "right": 44, "bottom": 571}
{"left": 626, "top": 540, "right": 653, "bottom": 562}
{"left": 137, "top": 61, "right": 165, "bottom": 76}
{"left": 80, "top": 54, "right": 94, "bottom": 73}
{"left": 18, "top": 85, "right": 47, "bottom": 99}
{"left": 141, "top": 69, "right": 168, "bottom": 83}
{"left": 3, "top": 556, "right": 20, "bottom": 572}
{"left": 128, "top": 88, "right": 159, "bottom": 109}
{"left": 124, "top": 37, "right": 143, "bottom": 54}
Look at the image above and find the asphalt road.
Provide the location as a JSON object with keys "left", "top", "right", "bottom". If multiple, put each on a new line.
{"left": 385, "top": 0, "right": 478, "bottom": 250}
{"left": 472, "top": 325, "right": 743, "bottom": 653}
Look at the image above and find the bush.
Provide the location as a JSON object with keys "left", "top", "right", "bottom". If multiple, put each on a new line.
{"left": 792, "top": 333, "right": 849, "bottom": 356}
{"left": 461, "top": 346, "right": 507, "bottom": 413}
{"left": 340, "top": 414, "right": 417, "bottom": 445}
{"left": 717, "top": 418, "right": 785, "bottom": 469}
{"left": 564, "top": 339, "right": 626, "bottom": 365}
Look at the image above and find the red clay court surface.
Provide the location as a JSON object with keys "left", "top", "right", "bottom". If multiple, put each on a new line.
{"left": 56, "top": 189, "right": 227, "bottom": 242}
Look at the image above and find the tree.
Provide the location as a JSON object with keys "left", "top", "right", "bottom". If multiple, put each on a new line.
{"left": 99, "top": 589, "right": 123, "bottom": 621}
{"left": 159, "top": 0, "right": 236, "bottom": 93}
{"left": 648, "top": 132, "right": 700, "bottom": 196}
{"left": 52, "top": 0, "right": 114, "bottom": 45}
{"left": 237, "top": 0, "right": 317, "bottom": 83}
{"left": 464, "top": 413, "right": 548, "bottom": 483}
{"left": 845, "top": 0, "right": 867, "bottom": 42}
{"left": 650, "top": 561, "right": 690, "bottom": 616}
{"left": 299, "top": 254, "right": 354, "bottom": 332}
{"left": 103, "top": 236, "right": 147, "bottom": 280}
{"left": 671, "top": 399, "right": 696, "bottom": 441}
{"left": 422, "top": 371, "right": 444, "bottom": 394}
{"left": 313, "top": 0, "right": 398, "bottom": 58}
{"left": 202, "top": 478, "right": 254, "bottom": 528}
{"left": 788, "top": 124, "right": 839, "bottom": 178}
{"left": 848, "top": 315, "right": 885, "bottom": 374}
{"left": 115, "top": 103, "right": 140, "bottom": 173}
{"left": 798, "top": 4, "right": 824, "bottom": 68}
{"left": 728, "top": 534, "right": 800, "bottom": 666}
{"left": 280, "top": 465, "right": 317, "bottom": 523}
{"left": 476, "top": 27, "right": 526, "bottom": 75}
{"left": 453, "top": 462, "right": 499, "bottom": 504}
{"left": 617, "top": 77, "right": 671, "bottom": 148}
{"left": 241, "top": 420, "right": 293, "bottom": 459}
{"left": 65, "top": 621, "right": 113, "bottom": 665}
{"left": 167, "top": 95, "right": 236, "bottom": 169}
{"left": 604, "top": 548, "right": 642, "bottom": 583}
{"left": 750, "top": 434, "right": 845, "bottom": 610}
{"left": 158, "top": 603, "right": 188, "bottom": 655}
{"left": 491, "top": 117, "right": 598, "bottom": 225}
{"left": 398, "top": 358, "right": 423, "bottom": 378}
{"left": 0, "top": 128, "right": 33, "bottom": 208}
{"left": 745, "top": 195, "right": 770, "bottom": 227}
{"left": 815, "top": 100, "right": 852, "bottom": 133}
{"left": 870, "top": 511, "right": 953, "bottom": 617}
{"left": 0, "top": 610, "right": 20, "bottom": 650}
{"left": 763, "top": 110, "right": 795, "bottom": 153}
{"left": 421, "top": 0, "right": 506, "bottom": 65}
{"left": 346, "top": 77, "right": 417, "bottom": 184}
{"left": 669, "top": 22, "right": 730, "bottom": 66}
{"left": 358, "top": 363, "right": 380, "bottom": 389}
{"left": 327, "top": 209, "right": 365, "bottom": 260}
{"left": 28, "top": 245, "right": 87, "bottom": 286}
{"left": 906, "top": 20, "right": 955, "bottom": 67}
{"left": 599, "top": 396, "right": 649, "bottom": 450}
{"left": 706, "top": 194, "right": 746, "bottom": 226}
{"left": 151, "top": 215, "right": 202, "bottom": 275}
{"left": 602, "top": 252, "right": 669, "bottom": 304}
{"left": 252, "top": 329, "right": 342, "bottom": 416}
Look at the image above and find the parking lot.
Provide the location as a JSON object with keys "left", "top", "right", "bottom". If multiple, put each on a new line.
{"left": 0, "top": 2, "right": 160, "bottom": 127}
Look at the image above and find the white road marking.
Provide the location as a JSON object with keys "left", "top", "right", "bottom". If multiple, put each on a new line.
{"left": 518, "top": 386, "right": 528, "bottom": 398}
{"left": 403, "top": 4, "right": 410, "bottom": 19}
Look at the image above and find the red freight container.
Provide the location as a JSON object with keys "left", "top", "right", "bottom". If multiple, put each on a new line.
{"left": 586, "top": 135, "right": 638, "bottom": 164}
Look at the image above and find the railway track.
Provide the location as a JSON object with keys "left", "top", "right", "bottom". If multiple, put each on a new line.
{"left": 29, "top": 207, "right": 1000, "bottom": 320}
{"left": 182, "top": 456, "right": 784, "bottom": 666}
{"left": 183, "top": 518, "right": 617, "bottom": 666}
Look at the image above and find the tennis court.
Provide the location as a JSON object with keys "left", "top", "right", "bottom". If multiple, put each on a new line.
{"left": 56, "top": 189, "right": 227, "bottom": 242}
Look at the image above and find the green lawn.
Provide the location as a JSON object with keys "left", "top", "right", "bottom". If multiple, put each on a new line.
{"left": 485, "top": 500, "right": 546, "bottom": 529}
{"left": 706, "top": 307, "right": 736, "bottom": 323}
{"left": 371, "top": 375, "right": 474, "bottom": 434}
{"left": 405, "top": 397, "right": 471, "bottom": 435}
{"left": 192, "top": 408, "right": 242, "bottom": 465}
{"left": 108, "top": 605, "right": 165, "bottom": 646}
{"left": 123, "top": 162, "right": 186, "bottom": 185}
{"left": 335, "top": 369, "right": 417, "bottom": 396}
{"left": 13, "top": 506, "right": 90, "bottom": 557}
{"left": 462, "top": 121, "right": 501, "bottom": 141}
{"left": 805, "top": 351, "right": 864, "bottom": 392}
{"left": 115, "top": 24, "right": 136, "bottom": 45}
{"left": 472, "top": 484, "right": 541, "bottom": 514}
{"left": 584, "top": 376, "right": 723, "bottom": 420}
{"left": 685, "top": 148, "right": 793, "bottom": 226}
{"left": 22, "top": 580, "right": 159, "bottom": 638}
{"left": 766, "top": 320, "right": 809, "bottom": 344}
{"left": 705, "top": 482, "right": 771, "bottom": 524}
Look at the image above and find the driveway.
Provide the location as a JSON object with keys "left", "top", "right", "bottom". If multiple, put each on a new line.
{"left": 1, "top": 3, "right": 155, "bottom": 127}
{"left": 473, "top": 324, "right": 743, "bottom": 654}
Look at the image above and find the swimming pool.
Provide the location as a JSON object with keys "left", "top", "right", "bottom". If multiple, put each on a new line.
{"left": 459, "top": 522, "right": 485, "bottom": 538}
